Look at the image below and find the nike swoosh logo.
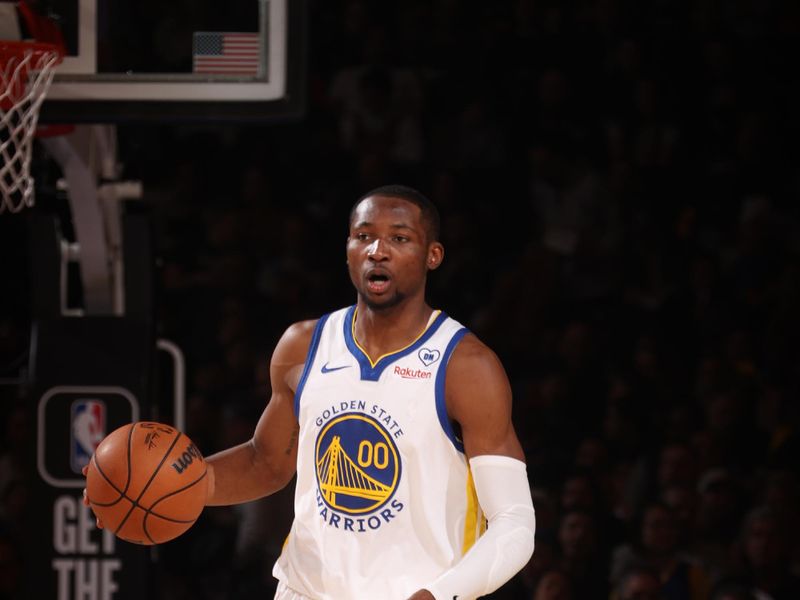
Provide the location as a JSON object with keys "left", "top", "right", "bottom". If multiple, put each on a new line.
{"left": 321, "top": 363, "right": 351, "bottom": 374}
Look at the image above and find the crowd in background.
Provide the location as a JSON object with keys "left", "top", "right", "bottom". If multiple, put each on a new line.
{"left": 2, "top": 0, "right": 800, "bottom": 599}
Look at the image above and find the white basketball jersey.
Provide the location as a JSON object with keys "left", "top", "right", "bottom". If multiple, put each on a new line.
{"left": 273, "top": 305, "right": 485, "bottom": 599}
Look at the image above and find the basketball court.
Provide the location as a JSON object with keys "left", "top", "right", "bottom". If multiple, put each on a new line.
{"left": 0, "top": 1, "right": 305, "bottom": 597}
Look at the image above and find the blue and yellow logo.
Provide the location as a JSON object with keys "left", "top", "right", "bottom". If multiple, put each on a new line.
{"left": 315, "top": 412, "right": 401, "bottom": 514}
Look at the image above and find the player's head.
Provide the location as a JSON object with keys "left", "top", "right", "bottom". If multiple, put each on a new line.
{"left": 347, "top": 185, "right": 444, "bottom": 311}
{"left": 350, "top": 184, "right": 440, "bottom": 243}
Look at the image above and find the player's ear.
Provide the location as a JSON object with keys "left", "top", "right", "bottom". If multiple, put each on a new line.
{"left": 426, "top": 242, "right": 444, "bottom": 271}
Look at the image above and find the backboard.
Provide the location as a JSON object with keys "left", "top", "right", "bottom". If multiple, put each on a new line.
{"left": 6, "top": 0, "right": 305, "bottom": 122}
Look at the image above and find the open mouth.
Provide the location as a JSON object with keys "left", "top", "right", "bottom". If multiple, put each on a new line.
{"left": 366, "top": 272, "right": 390, "bottom": 293}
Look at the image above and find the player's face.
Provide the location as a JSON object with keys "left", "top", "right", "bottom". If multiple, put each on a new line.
{"left": 347, "top": 195, "right": 443, "bottom": 311}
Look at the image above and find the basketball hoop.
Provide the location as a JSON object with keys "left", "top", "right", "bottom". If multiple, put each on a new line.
{"left": 0, "top": 40, "right": 62, "bottom": 214}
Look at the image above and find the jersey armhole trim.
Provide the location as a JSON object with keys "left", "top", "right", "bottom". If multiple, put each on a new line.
{"left": 434, "top": 327, "right": 468, "bottom": 453}
{"left": 293, "top": 313, "right": 331, "bottom": 418}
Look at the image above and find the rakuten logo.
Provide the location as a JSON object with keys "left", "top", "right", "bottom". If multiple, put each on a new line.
{"left": 394, "top": 365, "right": 432, "bottom": 379}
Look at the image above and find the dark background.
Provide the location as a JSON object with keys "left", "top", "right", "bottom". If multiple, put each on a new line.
{"left": 3, "top": 1, "right": 800, "bottom": 599}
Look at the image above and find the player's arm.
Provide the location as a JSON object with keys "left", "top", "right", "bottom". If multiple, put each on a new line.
{"left": 204, "top": 319, "right": 316, "bottom": 506}
{"left": 410, "top": 334, "right": 535, "bottom": 600}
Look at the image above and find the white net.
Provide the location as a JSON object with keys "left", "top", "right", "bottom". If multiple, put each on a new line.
{"left": 0, "top": 41, "right": 61, "bottom": 214}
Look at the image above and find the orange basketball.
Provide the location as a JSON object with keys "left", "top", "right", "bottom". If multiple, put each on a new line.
{"left": 85, "top": 421, "right": 208, "bottom": 545}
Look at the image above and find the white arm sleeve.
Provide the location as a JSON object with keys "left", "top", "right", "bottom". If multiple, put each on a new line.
{"left": 425, "top": 455, "right": 536, "bottom": 600}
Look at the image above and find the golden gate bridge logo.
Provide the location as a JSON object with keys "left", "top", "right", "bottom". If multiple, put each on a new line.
{"left": 315, "top": 413, "right": 400, "bottom": 514}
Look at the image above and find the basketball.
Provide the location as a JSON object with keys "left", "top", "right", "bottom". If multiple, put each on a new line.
{"left": 85, "top": 421, "right": 208, "bottom": 545}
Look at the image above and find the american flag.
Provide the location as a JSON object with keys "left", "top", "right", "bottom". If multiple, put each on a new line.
{"left": 192, "top": 32, "right": 261, "bottom": 75}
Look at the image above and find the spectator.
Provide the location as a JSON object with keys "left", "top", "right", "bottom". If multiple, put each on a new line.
{"left": 557, "top": 509, "right": 609, "bottom": 599}
{"left": 613, "top": 564, "right": 663, "bottom": 600}
{"left": 533, "top": 569, "right": 572, "bottom": 600}
{"left": 728, "top": 506, "right": 800, "bottom": 600}
{"left": 611, "top": 503, "right": 711, "bottom": 600}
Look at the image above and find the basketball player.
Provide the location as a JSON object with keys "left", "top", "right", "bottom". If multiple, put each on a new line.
{"left": 90, "top": 185, "right": 537, "bottom": 599}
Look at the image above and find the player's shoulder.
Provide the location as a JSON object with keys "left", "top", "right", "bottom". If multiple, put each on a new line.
{"left": 444, "top": 331, "right": 511, "bottom": 419}
{"left": 448, "top": 331, "right": 505, "bottom": 377}
{"left": 283, "top": 318, "right": 319, "bottom": 340}
{"left": 272, "top": 319, "right": 319, "bottom": 366}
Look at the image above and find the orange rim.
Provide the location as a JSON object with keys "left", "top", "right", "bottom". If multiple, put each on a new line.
{"left": 0, "top": 40, "right": 62, "bottom": 107}
{"left": 0, "top": 40, "right": 63, "bottom": 64}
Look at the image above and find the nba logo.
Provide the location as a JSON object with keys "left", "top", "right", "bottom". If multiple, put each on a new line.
{"left": 70, "top": 399, "right": 106, "bottom": 474}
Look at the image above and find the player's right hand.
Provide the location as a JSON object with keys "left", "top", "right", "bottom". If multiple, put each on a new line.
{"left": 81, "top": 465, "right": 105, "bottom": 529}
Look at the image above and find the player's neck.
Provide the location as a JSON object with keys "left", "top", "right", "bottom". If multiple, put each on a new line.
{"left": 353, "top": 300, "right": 434, "bottom": 360}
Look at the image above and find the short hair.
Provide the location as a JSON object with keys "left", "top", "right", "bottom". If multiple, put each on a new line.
{"left": 350, "top": 184, "right": 441, "bottom": 242}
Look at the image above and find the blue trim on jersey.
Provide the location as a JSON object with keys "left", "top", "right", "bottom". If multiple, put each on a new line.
{"left": 435, "top": 327, "right": 469, "bottom": 453}
{"left": 294, "top": 313, "right": 331, "bottom": 417}
{"left": 343, "top": 305, "right": 449, "bottom": 381}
